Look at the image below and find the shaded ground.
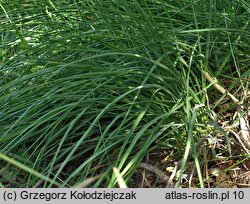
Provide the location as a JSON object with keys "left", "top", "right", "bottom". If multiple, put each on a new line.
{"left": 130, "top": 149, "right": 250, "bottom": 188}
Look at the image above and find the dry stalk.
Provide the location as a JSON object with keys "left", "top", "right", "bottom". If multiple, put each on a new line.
{"left": 202, "top": 71, "right": 250, "bottom": 150}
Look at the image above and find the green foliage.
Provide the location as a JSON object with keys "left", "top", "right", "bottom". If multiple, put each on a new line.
{"left": 0, "top": 0, "right": 249, "bottom": 187}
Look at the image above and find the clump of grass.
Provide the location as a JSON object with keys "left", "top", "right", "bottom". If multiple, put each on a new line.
{"left": 0, "top": 0, "right": 249, "bottom": 187}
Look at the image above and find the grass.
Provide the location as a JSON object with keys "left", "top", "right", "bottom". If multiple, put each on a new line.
{"left": 0, "top": 0, "right": 249, "bottom": 188}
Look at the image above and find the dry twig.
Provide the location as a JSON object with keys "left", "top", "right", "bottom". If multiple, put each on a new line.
{"left": 138, "top": 163, "right": 175, "bottom": 187}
